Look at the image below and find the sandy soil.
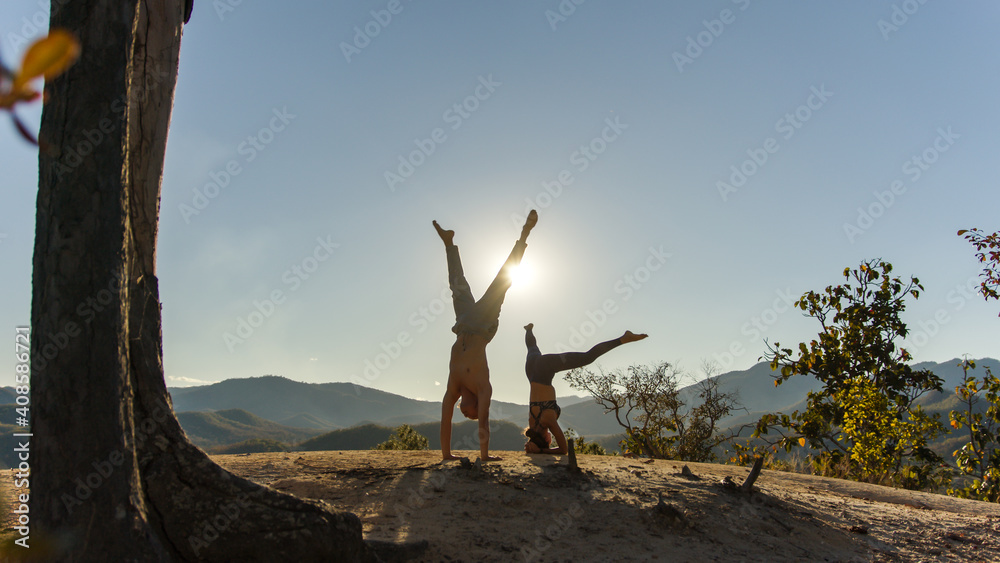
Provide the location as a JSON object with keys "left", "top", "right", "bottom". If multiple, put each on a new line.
{"left": 212, "top": 450, "right": 1000, "bottom": 563}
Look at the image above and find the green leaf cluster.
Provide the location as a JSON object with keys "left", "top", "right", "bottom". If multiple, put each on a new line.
{"left": 567, "top": 429, "right": 607, "bottom": 456}
{"left": 948, "top": 359, "right": 1000, "bottom": 502}
{"left": 756, "top": 259, "right": 946, "bottom": 488}
{"left": 373, "top": 424, "right": 429, "bottom": 451}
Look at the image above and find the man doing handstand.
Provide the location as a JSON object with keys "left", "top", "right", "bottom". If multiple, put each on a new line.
{"left": 436, "top": 210, "right": 538, "bottom": 462}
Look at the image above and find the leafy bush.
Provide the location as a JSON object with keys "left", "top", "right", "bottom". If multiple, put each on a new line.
{"left": 565, "top": 362, "right": 739, "bottom": 461}
{"left": 754, "top": 260, "right": 946, "bottom": 489}
{"left": 567, "top": 429, "right": 607, "bottom": 455}
{"left": 373, "top": 424, "right": 429, "bottom": 451}
{"left": 948, "top": 359, "right": 1000, "bottom": 502}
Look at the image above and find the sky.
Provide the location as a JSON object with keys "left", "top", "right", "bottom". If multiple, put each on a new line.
{"left": 2, "top": 1, "right": 998, "bottom": 406}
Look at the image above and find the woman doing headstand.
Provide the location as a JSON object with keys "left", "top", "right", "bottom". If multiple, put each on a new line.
{"left": 523, "top": 323, "right": 647, "bottom": 454}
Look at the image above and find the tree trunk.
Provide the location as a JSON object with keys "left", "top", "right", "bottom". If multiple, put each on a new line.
{"left": 30, "top": 1, "right": 375, "bottom": 560}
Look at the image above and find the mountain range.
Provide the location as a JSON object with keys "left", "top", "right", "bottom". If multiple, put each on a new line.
{"left": 166, "top": 357, "right": 995, "bottom": 450}
{"left": 1, "top": 357, "right": 994, "bottom": 465}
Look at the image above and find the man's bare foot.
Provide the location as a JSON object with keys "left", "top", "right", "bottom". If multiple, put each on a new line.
{"left": 621, "top": 330, "right": 648, "bottom": 344}
{"left": 519, "top": 209, "right": 538, "bottom": 241}
{"left": 481, "top": 455, "right": 502, "bottom": 462}
{"left": 441, "top": 453, "right": 462, "bottom": 461}
{"left": 432, "top": 220, "right": 454, "bottom": 246}
{"left": 524, "top": 323, "right": 534, "bottom": 331}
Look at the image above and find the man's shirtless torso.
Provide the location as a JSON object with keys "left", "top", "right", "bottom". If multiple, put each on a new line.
{"left": 441, "top": 333, "right": 496, "bottom": 460}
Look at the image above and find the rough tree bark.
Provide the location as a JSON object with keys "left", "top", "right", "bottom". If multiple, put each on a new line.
{"left": 30, "top": 1, "right": 376, "bottom": 560}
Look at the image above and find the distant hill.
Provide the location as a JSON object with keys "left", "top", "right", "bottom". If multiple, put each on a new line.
{"left": 0, "top": 405, "right": 25, "bottom": 426}
{"left": 169, "top": 375, "right": 525, "bottom": 429}
{"left": 297, "top": 424, "right": 394, "bottom": 451}
{"left": 555, "top": 394, "right": 593, "bottom": 407}
{"left": 297, "top": 420, "right": 530, "bottom": 452}
{"left": 164, "top": 358, "right": 997, "bottom": 446}
{"left": 175, "top": 408, "right": 322, "bottom": 449}
{"left": 3, "top": 358, "right": 986, "bottom": 462}
{"left": 276, "top": 412, "right": 337, "bottom": 430}
{"left": 0, "top": 387, "right": 16, "bottom": 405}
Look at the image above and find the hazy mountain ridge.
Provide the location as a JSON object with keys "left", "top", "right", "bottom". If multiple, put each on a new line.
{"left": 161, "top": 358, "right": 997, "bottom": 451}
{"left": 168, "top": 375, "right": 527, "bottom": 429}
{"left": 1, "top": 358, "right": 993, "bottom": 464}
{"left": 175, "top": 408, "right": 323, "bottom": 449}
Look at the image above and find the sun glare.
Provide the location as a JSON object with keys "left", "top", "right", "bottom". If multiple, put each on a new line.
{"left": 510, "top": 263, "right": 533, "bottom": 287}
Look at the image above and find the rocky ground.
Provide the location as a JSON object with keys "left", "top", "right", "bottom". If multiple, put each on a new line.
{"left": 209, "top": 450, "right": 1000, "bottom": 562}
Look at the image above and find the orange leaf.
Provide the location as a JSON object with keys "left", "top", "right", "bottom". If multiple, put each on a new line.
{"left": 0, "top": 89, "right": 41, "bottom": 109}
{"left": 12, "top": 29, "right": 80, "bottom": 92}
{"left": 798, "top": 437, "right": 806, "bottom": 447}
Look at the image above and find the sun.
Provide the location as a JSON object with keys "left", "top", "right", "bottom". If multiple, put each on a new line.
{"left": 509, "top": 261, "right": 534, "bottom": 288}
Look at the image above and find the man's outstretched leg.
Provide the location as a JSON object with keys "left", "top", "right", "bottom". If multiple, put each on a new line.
{"left": 434, "top": 220, "right": 476, "bottom": 320}
{"left": 432, "top": 220, "right": 454, "bottom": 247}
{"left": 486, "top": 209, "right": 537, "bottom": 293}
{"left": 474, "top": 210, "right": 538, "bottom": 337}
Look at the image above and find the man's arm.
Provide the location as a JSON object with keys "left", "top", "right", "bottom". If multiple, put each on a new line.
{"left": 440, "top": 387, "right": 460, "bottom": 460}
{"left": 477, "top": 384, "right": 500, "bottom": 461}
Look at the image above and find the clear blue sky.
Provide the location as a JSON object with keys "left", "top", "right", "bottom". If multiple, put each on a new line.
{"left": 2, "top": 1, "right": 998, "bottom": 404}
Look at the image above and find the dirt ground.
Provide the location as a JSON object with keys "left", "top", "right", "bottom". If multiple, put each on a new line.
{"left": 212, "top": 450, "right": 1000, "bottom": 563}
